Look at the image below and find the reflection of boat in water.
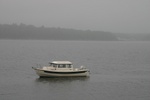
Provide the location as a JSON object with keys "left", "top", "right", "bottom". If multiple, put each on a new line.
{"left": 32, "top": 61, "right": 90, "bottom": 77}
{"left": 35, "top": 77, "right": 89, "bottom": 83}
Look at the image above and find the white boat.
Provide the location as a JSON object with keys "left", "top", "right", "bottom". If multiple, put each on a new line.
{"left": 32, "top": 61, "right": 90, "bottom": 77}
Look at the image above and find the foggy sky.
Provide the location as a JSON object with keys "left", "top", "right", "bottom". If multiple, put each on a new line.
{"left": 0, "top": 0, "right": 150, "bottom": 33}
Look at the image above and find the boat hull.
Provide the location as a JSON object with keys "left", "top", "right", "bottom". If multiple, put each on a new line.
{"left": 33, "top": 68, "right": 90, "bottom": 77}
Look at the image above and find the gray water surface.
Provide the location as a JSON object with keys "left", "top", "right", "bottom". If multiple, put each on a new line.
{"left": 0, "top": 40, "right": 150, "bottom": 100}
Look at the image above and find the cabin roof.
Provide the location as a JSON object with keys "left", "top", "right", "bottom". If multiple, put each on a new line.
{"left": 51, "top": 61, "right": 72, "bottom": 64}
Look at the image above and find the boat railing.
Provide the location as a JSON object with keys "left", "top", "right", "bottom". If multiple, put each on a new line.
{"left": 35, "top": 64, "right": 42, "bottom": 68}
{"left": 80, "top": 66, "right": 87, "bottom": 69}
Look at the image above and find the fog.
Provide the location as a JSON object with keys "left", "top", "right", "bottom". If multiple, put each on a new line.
{"left": 0, "top": 0, "right": 150, "bottom": 33}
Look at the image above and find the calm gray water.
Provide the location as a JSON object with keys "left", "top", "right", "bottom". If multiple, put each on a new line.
{"left": 0, "top": 40, "right": 150, "bottom": 100}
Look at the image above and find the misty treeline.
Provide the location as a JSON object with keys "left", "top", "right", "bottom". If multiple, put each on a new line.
{"left": 114, "top": 33, "right": 150, "bottom": 41}
{"left": 0, "top": 23, "right": 150, "bottom": 41}
{"left": 0, "top": 23, "right": 118, "bottom": 41}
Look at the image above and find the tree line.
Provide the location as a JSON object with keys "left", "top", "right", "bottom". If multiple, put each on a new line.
{"left": 0, "top": 23, "right": 118, "bottom": 41}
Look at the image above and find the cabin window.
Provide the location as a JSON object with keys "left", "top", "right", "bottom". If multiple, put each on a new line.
{"left": 58, "top": 64, "right": 66, "bottom": 68}
{"left": 66, "top": 64, "right": 72, "bottom": 68}
{"left": 53, "top": 64, "right": 57, "bottom": 67}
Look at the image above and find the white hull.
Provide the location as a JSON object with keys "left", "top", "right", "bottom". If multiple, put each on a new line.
{"left": 33, "top": 68, "right": 90, "bottom": 77}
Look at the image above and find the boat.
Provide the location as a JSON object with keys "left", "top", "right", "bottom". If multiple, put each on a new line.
{"left": 32, "top": 61, "right": 90, "bottom": 77}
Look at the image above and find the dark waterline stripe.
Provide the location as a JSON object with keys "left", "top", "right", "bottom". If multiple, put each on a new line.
{"left": 44, "top": 70, "right": 87, "bottom": 74}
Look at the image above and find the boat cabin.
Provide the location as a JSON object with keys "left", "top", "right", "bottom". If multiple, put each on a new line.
{"left": 49, "top": 61, "right": 73, "bottom": 69}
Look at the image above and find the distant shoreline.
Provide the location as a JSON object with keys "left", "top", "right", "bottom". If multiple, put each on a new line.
{"left": 1, "top": 23, "right": 150, "bottom": 41}
{"left": 0, "top": 23, "right": 118, "bottom": 41}
{"left": 0, "top": 38, "right": 120, "bottom": 41}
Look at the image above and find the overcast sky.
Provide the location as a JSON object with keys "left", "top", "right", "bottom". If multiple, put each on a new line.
{"left": 0, "top": 0, "right": 150, "bottom": 33}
